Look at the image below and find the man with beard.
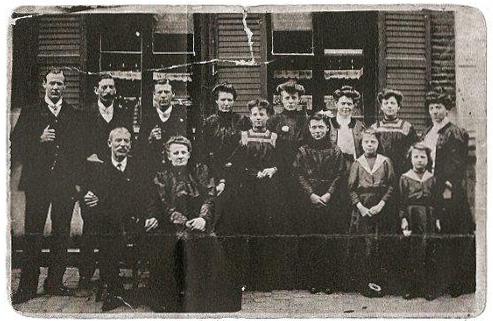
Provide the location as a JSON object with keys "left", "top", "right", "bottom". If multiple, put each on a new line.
{"left": 137, "top": 79, "right": 187, "bottom": 179}
{"left": 77, "top": 74, "right": 133, "bottom": 296}
{"left": 81, "top": 127, "right": 151, "bottom": 311}
{"left": 11, "top": 68, "right": 86, "bottom": 304}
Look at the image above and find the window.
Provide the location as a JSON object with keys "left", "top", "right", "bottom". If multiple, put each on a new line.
{"left": 153, "top": 14, "right": 195, "bottom": 55}
{"left": 271, "top": 13, "right": 313, "bottom": 55}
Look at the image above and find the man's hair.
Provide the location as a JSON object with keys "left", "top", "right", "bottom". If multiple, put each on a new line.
{"left": 154, "top": 79, "right": 174, "bottom": 93}
{"left": 44, "top": 68, "right": 65, "bottom": 82}
{"left": 108, "top": 127, "right": 131, "bottom": 141}
{"left": 164, "top": 135, "right": 192, "bottom": 154}
{"left": 96, "top": 73, "right": 115, "bottom": 86}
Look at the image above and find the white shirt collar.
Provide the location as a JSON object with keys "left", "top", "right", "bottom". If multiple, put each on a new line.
{"left": 112, "top": 157, "right": 128, "bottom": 172}
{"left": 156, "top": 105, "right": 173, "bottom": 123}
{"left": 432, "top": 117, "right": 450, "bottom": 132}
{"left": 356, "top": 154, "right": 386, "bottom": 175}
{"left": 44, "top": 96, "right": 63, "bottom": 117}
{"left": 98, "top": 100, "right": 114, "bottom": 123}
{"left": 402, "top": 169, "right": 434, "bottom": 183}
{"left": 336, "top": 115, "right": 351, "bottom": 127}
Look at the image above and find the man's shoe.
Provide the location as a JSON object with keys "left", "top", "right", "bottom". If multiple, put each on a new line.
{"left": 75, "top": 278, "right": 93, "bottom": 297}
{"left": 425, "top": 292, "right": 439, "bottom": 301}
{"left": 12, "top": 289, "right": 37, "bottom": 305}
{"left": 43, "top": 284, "right": 74, "bottom": 296}
{"left": 323, "top": 287, "right": 334, "bottom": 295}
{"left": 403, "top": 292, "right": 418, "bottom": 300}
{"left": 102, "top": 294, "right": 127, "bottom": 312}
{"left": 309, "top": 287, "right": 321, "bottom": 294}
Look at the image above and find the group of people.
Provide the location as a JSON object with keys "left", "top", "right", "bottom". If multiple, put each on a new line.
{"left": 11, "top": 68, "right": 474, "bottom": 312}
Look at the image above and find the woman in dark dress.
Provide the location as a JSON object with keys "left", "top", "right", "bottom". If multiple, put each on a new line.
{"left": 293, "top": 113, "right": 346, "bottom": 294}
{"left": 233, "top": 98, "right": 289, "bottom": 291}
{"left": 371, "top": 88, "right": 418, "bottom": 179}
{"left": 145, "top": 136, "right": 240, "bottom": 312}
{"left": 422, "top": 87, "right": 475, "bottom": 298}
{"left": 200, "top": 82, "right": 246, "bottom": 234}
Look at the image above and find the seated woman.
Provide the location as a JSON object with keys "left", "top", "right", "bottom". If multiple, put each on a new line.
{"left": 145, "top": 136, "right": 241, "bottom": 313}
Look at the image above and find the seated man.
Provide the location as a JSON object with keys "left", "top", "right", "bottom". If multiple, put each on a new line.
{"left": 81, "top": 127, "right": 151, "bottom": 311}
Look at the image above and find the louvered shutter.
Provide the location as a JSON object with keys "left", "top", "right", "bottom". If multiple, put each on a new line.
{"left": 37, "top": 15, "right": 82, "bottom": 108}
{"left": 381, "top": 12, "right": 429, "bottom": 131}
{"left": 216, "top": 13, "right": 262, "bottom": 113}
{"left": 430, "top": 11, "right": 455, "bottom": 106}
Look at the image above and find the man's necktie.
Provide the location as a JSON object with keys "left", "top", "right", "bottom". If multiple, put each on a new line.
{"left": 117, "top": 163, "right": 123, "bottom": 172}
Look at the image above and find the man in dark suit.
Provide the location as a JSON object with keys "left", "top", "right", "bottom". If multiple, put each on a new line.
{"left": 77, "top": 74, "right": 133, "bottom": 295}
{"left": 81, "top": 127, "right": 151, "bottom": 311}
{"left": 136, "top": 79, "right": 187, "bottom": 178}
{"left": 11, "top": 68, "right": 86, "bottom": 304}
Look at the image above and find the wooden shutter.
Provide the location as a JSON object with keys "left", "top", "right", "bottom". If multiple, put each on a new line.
{"left": 216, "top": 13, "right": 262, "bottom": 113}
{"left": 381, "top": 12, "right": 429, "bottom": 131}
{"left": 430, "top": 11, "right": 455, "bottom": 106}
{"left": 37, "top": 15, "right": 82, "bottom": 108}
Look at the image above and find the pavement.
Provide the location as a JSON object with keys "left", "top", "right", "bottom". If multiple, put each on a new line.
{"left": 9, "top": 267, "right": 480, "bottom": 318}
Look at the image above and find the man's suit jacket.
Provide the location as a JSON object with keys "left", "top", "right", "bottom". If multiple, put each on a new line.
{"left": 85, "top": 101, "right": 133, "bottom": 161}
{"left": 11, "top": 100, "right": 86, "bottom": 192}
{"left": 81, "top": 156, "right": 150, "bottom": 233}
{"left": 136, "top": 104, "right": 187, "bottom": 177}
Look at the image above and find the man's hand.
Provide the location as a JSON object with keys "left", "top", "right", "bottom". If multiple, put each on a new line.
{"left": 186, "top": 217, "right": 206, "bottom": 231}
{"left": 145, "top": 217, "right": 159, "bottom": 232}
{"left": 262, "top": 167, "right": 277, "bottom": 179}
{"left": 40, "top": 125, "right": 56, "bottom": 143}
{"left": 216, "top": 182, "right": 226, "bottom": 196}
{"left": 87, "top": 153, "right": 104, "bottom": 163}
{"left": 401, "top": 218, "right": 409, "bottom": 231}
{"left": 310, "top": 193, "right": 326, "bottom": 207}
{"left": 148, "top": 126, "right": 162, "bottom": 141}
{"left": 436, "top": 219, "right": 441, "bottom": 232}
{"left": 320, "top": 193, "right": 331, "bottom": 205}
{"left": 84, "top": 191, "right": 98, "bottom": 207}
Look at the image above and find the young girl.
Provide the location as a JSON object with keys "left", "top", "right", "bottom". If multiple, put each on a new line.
{"left": 293, "top": 113, "right": 346, "bottom": 294}
{"left": 399, "top": 142, "right": 441, "bottom": 301}
{"left": 233, "top": 98, "right": 290, "bottom": 291}
{"left": 347, "top": 129, "right": 395, "bottom": 297}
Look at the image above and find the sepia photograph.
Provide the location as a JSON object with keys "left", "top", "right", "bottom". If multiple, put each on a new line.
{"left": 6, "top": 3, "right": 486, "bottom": 318}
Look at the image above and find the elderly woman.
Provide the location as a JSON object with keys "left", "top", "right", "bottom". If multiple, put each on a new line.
{"left": 371, "top": 88, "right": 418, "bottom": 178}
{"left": 145, "top": 136, "right": 240, "bottom": 313}
{"left": 422, "top": 87, "right": 474, "bottom": 298}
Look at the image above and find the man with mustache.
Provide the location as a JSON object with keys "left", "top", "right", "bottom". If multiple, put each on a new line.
{"left": 80, "top": 127, "right": 151, "bottom": 311}
{"left": 77, "top": 73, "right": 133, "bottom": 296}
{"left": 137, "top": 79, "right": 187, "bottom": 179}
{"left": 11, "top": 68, "right": 86, "bottom": 304}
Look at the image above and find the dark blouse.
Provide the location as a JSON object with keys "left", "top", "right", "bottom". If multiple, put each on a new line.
{"left": 201, "top": 112, "right": 244, "bottom": 181}
{"left": 267, "top": 110, "right": 308, "bottom": 173}
{"left": 371, "top": 118, "right": 418, "bottom": 176}
{"left": 233, "top": 129, "right": 279, "bottom": 177}
{"left": 292, "top": 137, "right": 346, "bottom": 198}
{"left": 148, "top": 163, "right": 215, "bottom": 234}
